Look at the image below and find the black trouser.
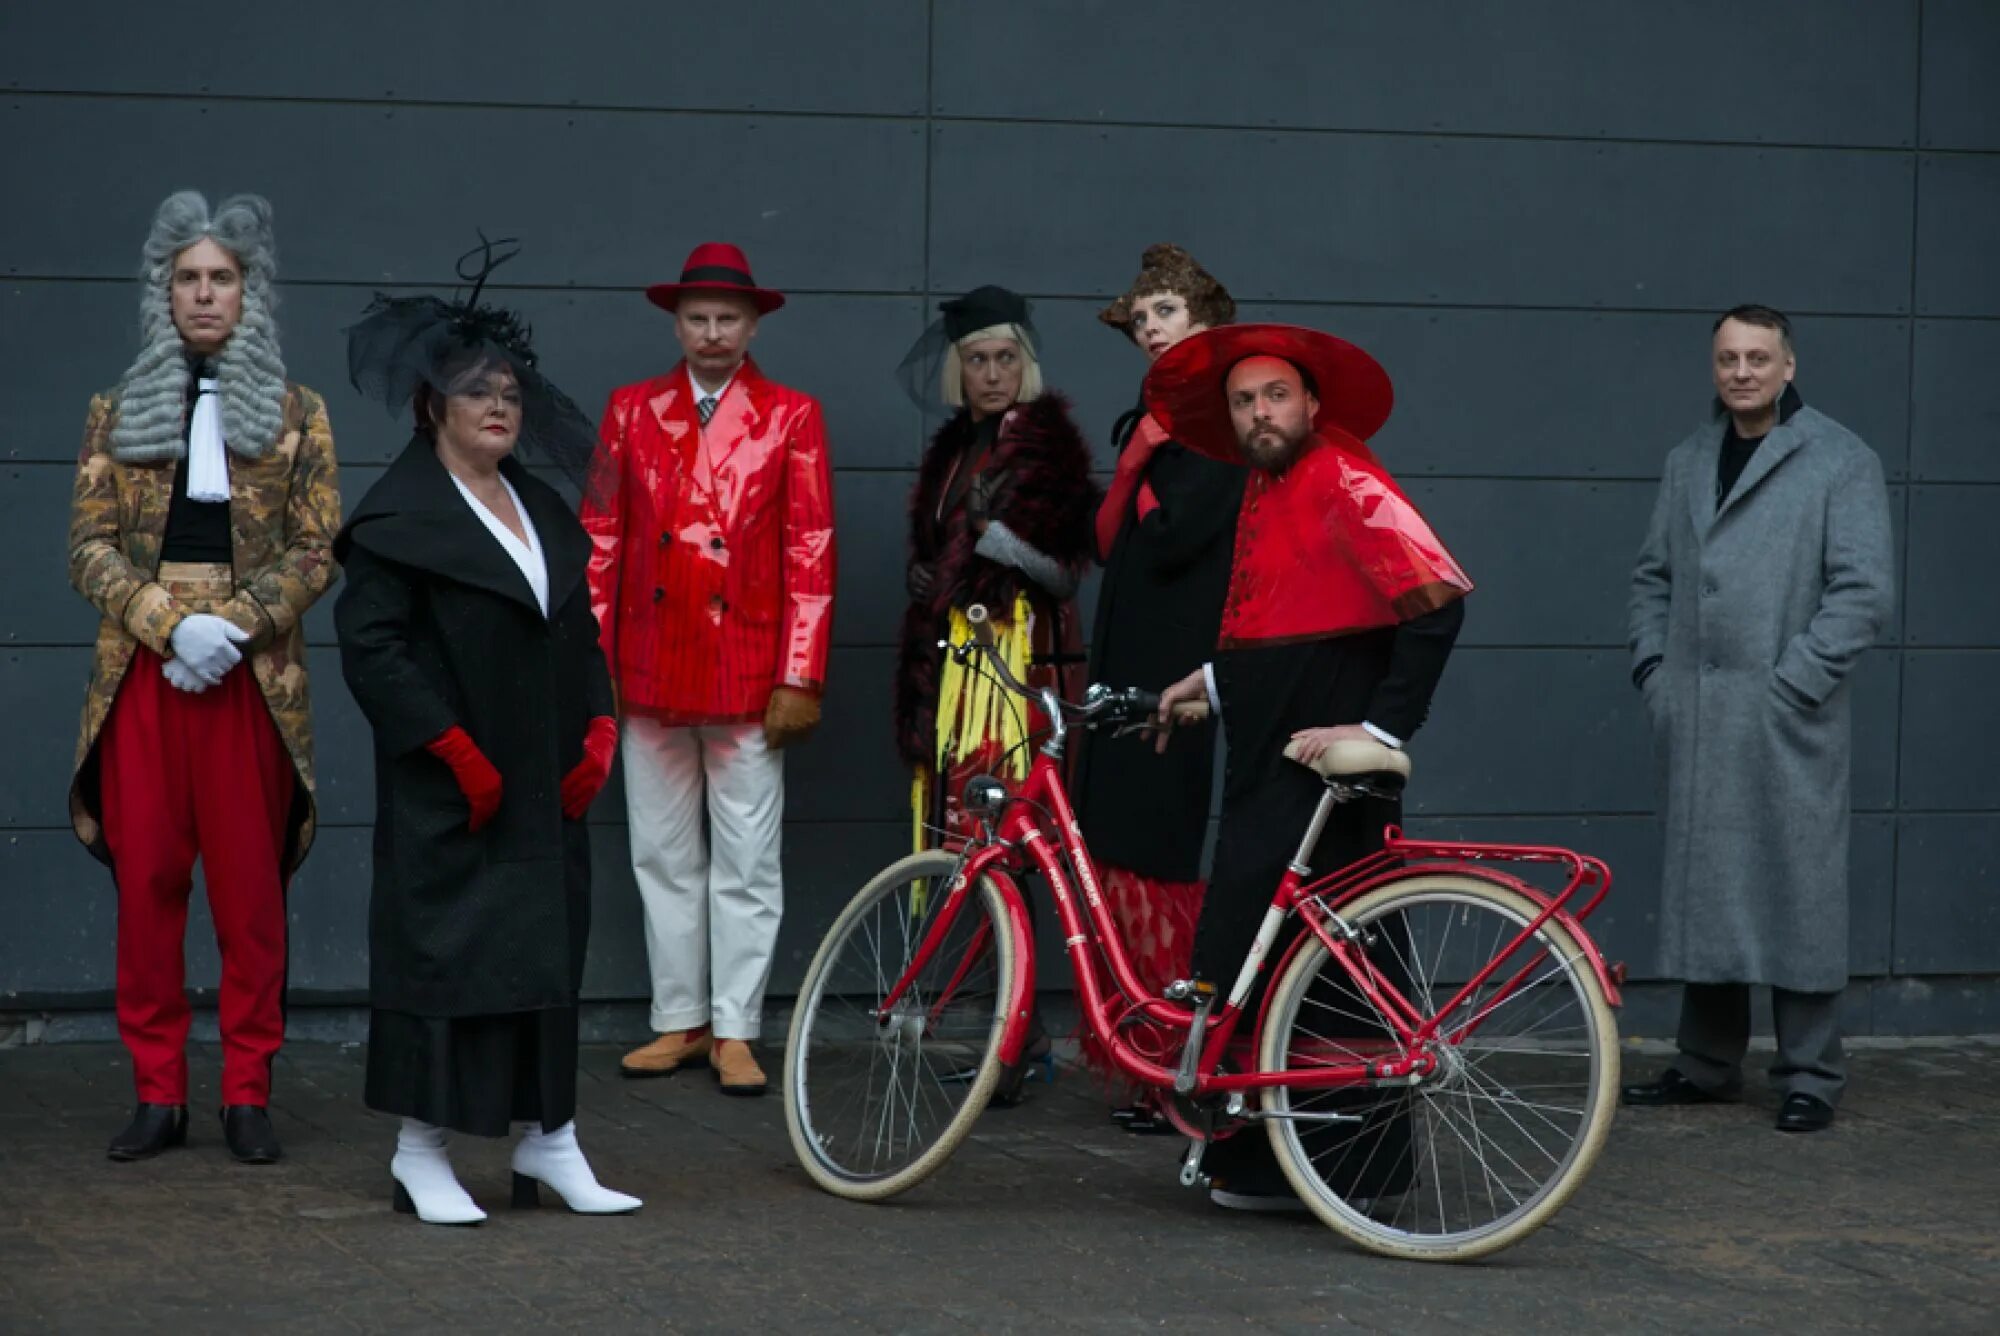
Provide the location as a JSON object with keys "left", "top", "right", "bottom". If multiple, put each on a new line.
{"left": 1197, "top": 785, "right": 1412, "bottom": 1198}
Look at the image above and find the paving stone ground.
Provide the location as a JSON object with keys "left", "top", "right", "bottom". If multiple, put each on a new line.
{"left": 2, "top": 1037, "right": 1997, "bottom": 1333}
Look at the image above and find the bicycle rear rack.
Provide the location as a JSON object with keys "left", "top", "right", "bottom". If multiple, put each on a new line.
{"left": 1308, "top": 827, "right": 1614, "bottom": 928}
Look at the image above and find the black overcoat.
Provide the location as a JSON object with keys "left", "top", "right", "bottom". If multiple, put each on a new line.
{"left": 1194, "top": 606, "right": 1463, "bottom": 1199}
{"left": 1073, "top": 401, "right": 1245, "bottom": 880}
{"left": 333, "top": 438, "right": 614, "bottom": 1018}
{"left": 1195, "top": 603, "right": 1465, "bottom": 992}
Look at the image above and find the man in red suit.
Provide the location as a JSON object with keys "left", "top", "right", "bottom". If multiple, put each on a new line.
{"left": 582, "top": 244, "right": 836, "bottom": 1095}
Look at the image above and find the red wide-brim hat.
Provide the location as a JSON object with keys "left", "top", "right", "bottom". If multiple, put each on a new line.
{"left": 645, "top": 242, "right": 786, "bottom": 315}
{"left": 1142, "top": 323, "right": 1393, "bottom": 464}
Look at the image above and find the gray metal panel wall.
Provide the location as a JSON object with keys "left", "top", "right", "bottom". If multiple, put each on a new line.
{"left": 2, "top": 2, "right": 1995, "bottom": 1026}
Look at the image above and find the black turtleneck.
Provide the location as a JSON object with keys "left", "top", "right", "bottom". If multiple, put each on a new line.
{"left": 1716, "top": 421, "right": 1767, "bottom": 509}
{"left": 1714, "top": 383, "right": 1804, "bottom": 511}
{"left": 160, "top": 357, "right": 233, "bottom": 563}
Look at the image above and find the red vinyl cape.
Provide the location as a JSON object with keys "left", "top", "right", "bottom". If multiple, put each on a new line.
{"left": 1219, "top": 430, "right": 1472, "bottom": 649}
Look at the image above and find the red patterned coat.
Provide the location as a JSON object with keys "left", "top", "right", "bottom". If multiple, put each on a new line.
{"left": 582, "top": 360, "right": 835, "bottom": 723}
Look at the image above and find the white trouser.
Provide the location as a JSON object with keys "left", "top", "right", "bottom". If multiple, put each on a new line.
{"left": 622, "top": 718, "right": 785, "bottom": 1040}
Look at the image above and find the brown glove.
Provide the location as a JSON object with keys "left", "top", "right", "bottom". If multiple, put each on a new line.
{"left": 763, "top": 686, "right": 822, "bottom": 750}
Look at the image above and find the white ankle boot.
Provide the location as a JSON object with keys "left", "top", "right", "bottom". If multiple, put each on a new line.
{"left": 390, "top": 1119, "right": 486, "bottom": 1226}
{"left": 511, "top": 1120, "right": 641, "bottom": 1214}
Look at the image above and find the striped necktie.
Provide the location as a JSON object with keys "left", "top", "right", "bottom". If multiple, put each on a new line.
{"left": 698, "top": 394, "right": 718, "bottom": 426}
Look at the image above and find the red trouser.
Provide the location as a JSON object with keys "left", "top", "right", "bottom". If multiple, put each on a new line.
{"left": 99, "top": 647, "right": 294, "bottom": 1106}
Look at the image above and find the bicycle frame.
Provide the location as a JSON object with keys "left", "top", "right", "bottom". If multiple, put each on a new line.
{"left": 875, "top": 667, "right": 1621, "bottom": 1103}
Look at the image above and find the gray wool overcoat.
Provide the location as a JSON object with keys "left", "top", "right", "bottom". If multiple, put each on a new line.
{"left": 1628, "top": 396, "right": 1895, "bottom": 993}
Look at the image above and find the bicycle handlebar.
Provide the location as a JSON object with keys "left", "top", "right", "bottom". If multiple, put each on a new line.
{"left": 957, "top": 604, "right": 1159, "bottom": 730}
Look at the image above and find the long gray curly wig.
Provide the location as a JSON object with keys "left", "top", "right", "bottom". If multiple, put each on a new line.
{"left": 110, "top": 190, "right": 288, "bottom": 462}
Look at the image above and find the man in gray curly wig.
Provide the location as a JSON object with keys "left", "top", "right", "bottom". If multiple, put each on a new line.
{"left": 66, "top": 190, "right": 343, "bottom": 1168}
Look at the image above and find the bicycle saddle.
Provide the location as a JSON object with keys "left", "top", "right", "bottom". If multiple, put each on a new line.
{"left": 1282, "top": 736, "right": 1413, "bottom": 784}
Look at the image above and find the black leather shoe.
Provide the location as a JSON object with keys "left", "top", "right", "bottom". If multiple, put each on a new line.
{"left": 1620, "top": 1069, "right": 1740, "bottom": 1107}
{"left": 107, "top": 1103, "right": 188, "bottom": 1161}
{"left": 221, "top": 1105, "right": 283, "bottom": 1164}
{"left": 1775, "top": 1093, "right": 1835, "bottom": 1133}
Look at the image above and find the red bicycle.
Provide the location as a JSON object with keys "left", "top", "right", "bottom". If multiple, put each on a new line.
{"left": 783, "top": 606, "right": 1622, "bottom": 1261}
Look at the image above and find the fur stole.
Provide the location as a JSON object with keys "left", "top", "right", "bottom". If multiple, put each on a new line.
{"left": 893, "top": 393, "right": 1099, "bottom": 766}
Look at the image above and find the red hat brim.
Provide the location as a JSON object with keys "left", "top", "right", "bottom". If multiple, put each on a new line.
{"left": 645, "top": 282, "right": 786, "bottom": 315}
{"left": 1142, "top": 324, "right": 1393, "bottom": 465}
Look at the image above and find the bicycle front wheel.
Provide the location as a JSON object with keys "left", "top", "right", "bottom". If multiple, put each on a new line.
{"left": 1258, "top": 873, "right": 1619, "bottom": 1261}
{"left": 783, "top": 850, "right": 1018, "bottom": 1201}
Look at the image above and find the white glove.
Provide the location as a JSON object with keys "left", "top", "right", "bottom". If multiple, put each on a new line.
{"left": 167, "top": 613, "right": 250, "bottom": 685}
{"left": 162, "top": 655, "right": 211, "bottom": 694}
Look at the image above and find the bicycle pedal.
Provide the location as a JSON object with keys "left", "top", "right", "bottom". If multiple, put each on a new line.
{"left": 1028, "top": 1052, "right": 1056, "bottom": 1084}
{"left": 1178, "top": 1142, "right": 1210, "bottom": 1189}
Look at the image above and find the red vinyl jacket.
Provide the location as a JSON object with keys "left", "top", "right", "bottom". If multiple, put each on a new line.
{"left": 582, "top": 359, "right": 835, "bottom": 723}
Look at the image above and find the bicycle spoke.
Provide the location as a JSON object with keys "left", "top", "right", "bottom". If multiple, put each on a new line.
{"left": 790, "top": 858, "right": 1011, "bottom": 1193}
{"left": 1265, "top": 879, "right": 1614, "bottom": 1256}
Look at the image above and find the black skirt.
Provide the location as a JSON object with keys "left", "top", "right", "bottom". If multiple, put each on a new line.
{"left": 364, "top": 1007, "right": 579, "bottom": 1138}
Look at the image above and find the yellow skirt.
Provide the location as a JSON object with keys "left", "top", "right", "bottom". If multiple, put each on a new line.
{"left": 911, "top": 594, "right": 1036, "bottom": 852}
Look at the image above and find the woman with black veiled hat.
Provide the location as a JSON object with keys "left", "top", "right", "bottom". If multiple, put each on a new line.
{"left": 893, "top": 286, "right": 1100, "bottom": 848}
{"left": 334, "top": 240, "right": 639, "bottom": 1225}
{"left": 892, "top": 285, "right": 1100, "bottom": 1101}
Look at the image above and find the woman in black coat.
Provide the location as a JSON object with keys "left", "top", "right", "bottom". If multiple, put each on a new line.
{"left": 334, "top": 269, "right": 636, "bottom": 1225}
{"left": 1073, "top": 246, "right": 1245, "bottom": 1130}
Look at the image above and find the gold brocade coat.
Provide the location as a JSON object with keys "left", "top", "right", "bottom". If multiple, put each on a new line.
{"left": 66, "top": 383, "right": 342, "bottom": 871}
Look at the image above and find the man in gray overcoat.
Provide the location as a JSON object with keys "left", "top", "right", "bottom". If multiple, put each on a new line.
{"left": 1622, "top": 304, "right": 1895, "bottom": 1133}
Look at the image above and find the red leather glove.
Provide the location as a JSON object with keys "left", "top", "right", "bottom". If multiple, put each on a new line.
{"left": 1096, "top": 415, "right": 1169, "bottom": 560}
{"left": 560, "top": 715, "right": 619, "bottom": 819}
{"left": 425, "top": 726, "right": 503, "bottom": 833}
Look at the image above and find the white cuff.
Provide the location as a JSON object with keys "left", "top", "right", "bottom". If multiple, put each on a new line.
{"left": 1361, "top": 721, "right": 1404, "bottom": 749}
{"left": 1202, "top": 662, "right": 1220, "bottom": 714}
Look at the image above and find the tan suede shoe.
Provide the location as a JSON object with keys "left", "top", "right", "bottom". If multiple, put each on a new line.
{"left": 710, "top": 1040, "right": 768, "bottom": 1097}
{"left": 619, "top": 1030, "right": 713, "bottom": 1079}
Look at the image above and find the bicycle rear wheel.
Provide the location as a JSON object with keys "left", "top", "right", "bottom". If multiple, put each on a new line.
{"left": 1258, "top": 873, "right": 1619, "bottom": 1261}
{"left": 783, "top": 850, "right": 1018, "bottom": 1201}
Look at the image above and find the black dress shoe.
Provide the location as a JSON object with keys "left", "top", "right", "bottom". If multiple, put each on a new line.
{"left": 1620, "top": 1069, "right": 1740, "bottom": 1107}
{"left": 107, "top": 1103, "right": 189, "bottom": 1161}
{"left": 1775, "top": 1093, "right": 1835, "bottom": 1133}
{"left": 221, "top": 1105, "right": 283, "bottom": 1164}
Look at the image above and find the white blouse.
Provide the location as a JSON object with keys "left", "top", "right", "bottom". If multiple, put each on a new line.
{"left": 448, "top": 471, "right": 549, "bottom": 618}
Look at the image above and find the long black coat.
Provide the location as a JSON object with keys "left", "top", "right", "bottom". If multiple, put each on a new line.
{"left": 333, "top": 439, "right": 614, "bottom": 1018}
{"left": 1074, "top": 402, "right": 1244, "bottom": 881}
{"left": 1195, "top": 608, "right": 1463, "bottom": 1198}
{"left": 1196, "top": 604, "right": 1465, "bottom": 990}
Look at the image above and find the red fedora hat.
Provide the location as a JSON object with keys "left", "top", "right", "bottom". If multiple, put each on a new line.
{"left": 1143, "top": 323, "right": 1393, "bottom": 465}
{"left": 645, "top": 242, "right": 786, "bottom": 314}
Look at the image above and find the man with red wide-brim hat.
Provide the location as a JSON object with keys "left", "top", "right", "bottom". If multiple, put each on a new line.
{"left": 1147, "top": 323, "right": 1472, "bottom": 1212}
{"left": 581, "top": 243, "right": 835, "bottom": 1097}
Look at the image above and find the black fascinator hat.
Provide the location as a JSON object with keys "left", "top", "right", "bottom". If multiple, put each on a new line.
{"left": 894, "top": 284, "right": 1042, "bottom": 416}
{"left": 345, "top": 234, "right": 597, "bottom": 486}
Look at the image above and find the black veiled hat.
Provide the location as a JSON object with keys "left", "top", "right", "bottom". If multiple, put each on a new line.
{"left": 344, "top": 235, "right": 598, "bottom": 487}
{"left": 896, "top": 284, "right": 1041, "bottom": 415}
{"left": 941, "top": 285, "right": 1031, "bottom": 341}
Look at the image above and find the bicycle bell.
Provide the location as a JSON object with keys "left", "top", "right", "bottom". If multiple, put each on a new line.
{"left": 963, "top": 774, "right": 1009, "bottom": 817}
